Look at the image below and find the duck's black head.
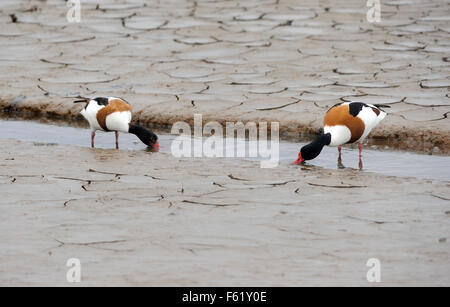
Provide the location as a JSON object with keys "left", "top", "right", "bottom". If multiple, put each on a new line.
{"left": 292, "top": 133, "right": 331, "bottom": 165}
{"left": 128, "top": 123, "right": 159, "bottom": 151}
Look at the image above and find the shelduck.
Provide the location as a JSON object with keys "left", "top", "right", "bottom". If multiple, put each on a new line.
{"left": 292, "top": 102, "right": 389, "bottom": 165}
{"left": 73, "top": 97, "right": 159, "bottom": 151}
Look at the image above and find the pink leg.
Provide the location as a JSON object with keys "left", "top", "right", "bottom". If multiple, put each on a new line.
{"left": 115, "top": 131, "right": 119, "bottom": 149}
{"left": 338, "top": 155, "right": 344, "bottom": 169}
{"left": 358, "top": 143, "right": 363, "bottom": 170}
{"left": 337, "top": 146, "right": 344, "bottom": 168}
{"left": 91, "top": 131, "right": 95, "bottom": 148}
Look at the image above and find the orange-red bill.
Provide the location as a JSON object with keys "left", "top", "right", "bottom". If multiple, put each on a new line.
{"left": 291, "top": 153, "right": 304, "bottom": 165}
{"left": 153, "top": 142, "right": 160, "bottom": 151}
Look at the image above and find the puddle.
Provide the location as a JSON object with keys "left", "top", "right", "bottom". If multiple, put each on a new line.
{"left": 0, "top": 119, "right": 449, "bottom": 181}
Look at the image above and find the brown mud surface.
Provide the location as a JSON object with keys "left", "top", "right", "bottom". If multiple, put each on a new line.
{"left": 0, "top": 0, "right": 449, "bottom": 153}
{"left": 0, "top": 139, "right": 449, "bottom": 286}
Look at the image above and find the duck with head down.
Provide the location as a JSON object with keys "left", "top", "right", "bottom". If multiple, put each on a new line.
{"left": 292, "top": 102, "right": 389, "bottom": 167}
{"left": 74, "top": 96, "right": 159, "bottom": 151}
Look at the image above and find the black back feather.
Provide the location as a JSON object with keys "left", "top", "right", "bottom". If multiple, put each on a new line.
{"left": 93, "top": 97, "right": 109, "bottom": 106}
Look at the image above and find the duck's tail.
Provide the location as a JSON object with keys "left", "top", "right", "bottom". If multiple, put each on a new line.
{"left": 374, "top": 104, "right": 391, "bottom": 110}
{"left": 73, "top": 96, "right": 91, "bottom": 104}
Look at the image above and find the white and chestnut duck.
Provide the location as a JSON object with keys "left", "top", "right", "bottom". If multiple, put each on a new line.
{"left": 74, "top": 97, "right": 159, "bottom": 151}
{"left": 292, "top": 102, "right": 389, "bottom": 165}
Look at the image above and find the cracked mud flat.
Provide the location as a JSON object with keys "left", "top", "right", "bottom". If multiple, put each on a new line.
{"left": 0, "top": 0, "right": 449, "bottom": 286}
{"left": 0, "top": 0, "right": 449, "bottom": 153}
{"left": 0, "top": 139, "right": 449, "bottom": 286}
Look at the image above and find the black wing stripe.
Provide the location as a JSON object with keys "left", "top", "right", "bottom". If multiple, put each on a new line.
{"left": 348, "top": 102, "right": 368, "bottom": 117}
{"left": 93, "top": 97, "right": 109, "bottom": 106}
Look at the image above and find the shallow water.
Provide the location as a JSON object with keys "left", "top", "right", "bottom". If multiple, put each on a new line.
{"left": 1, "top": 119, "right": 449, "bottom": 181}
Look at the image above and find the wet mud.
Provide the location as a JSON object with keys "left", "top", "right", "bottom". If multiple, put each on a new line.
{"left": 0, "top": 139, "right": 449, "bottom": 286}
